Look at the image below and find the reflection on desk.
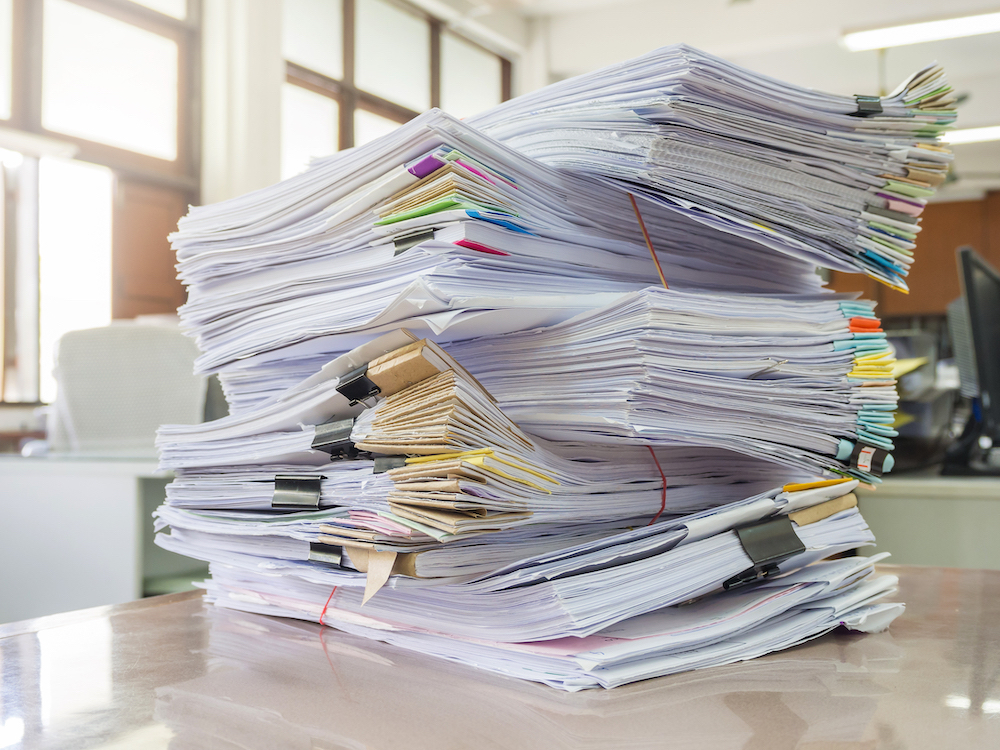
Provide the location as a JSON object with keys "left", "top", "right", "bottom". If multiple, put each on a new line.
{"left": 1, "top": 565, "right": 999, "bottom": 748}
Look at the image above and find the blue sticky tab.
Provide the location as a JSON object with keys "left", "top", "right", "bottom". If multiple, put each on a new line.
{"left": 466, "top": 210, "right": 534, "bottom": 235}
{"left": 856, "top": 430, "right": 895, "bottom": 450}
{"left": 859, "top": 423, "right": 899, "bottom": 437}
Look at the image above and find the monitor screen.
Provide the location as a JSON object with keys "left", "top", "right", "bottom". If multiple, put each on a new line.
{"left": 959, "top": 247, "right": 1000, "bottom": 441}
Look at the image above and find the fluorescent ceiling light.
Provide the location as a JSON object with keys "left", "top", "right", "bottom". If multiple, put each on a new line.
{"left": 843, "top": 12, "right": 1000, "bottom": 51}
{"left": 943, "top": 126, "right": 1000, "bottom": 145}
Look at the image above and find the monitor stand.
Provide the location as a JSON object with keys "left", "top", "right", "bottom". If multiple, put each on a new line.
{"left": 941, "top": 415, "right": 1000, "bottom": 476}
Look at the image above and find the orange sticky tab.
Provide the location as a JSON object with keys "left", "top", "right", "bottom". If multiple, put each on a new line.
{"left": 850, "top": 325, "right": 883, "bottom": 333}
{"left": 782, "top": 477, "right": 853, "bottom": 493}
{"left": 849, "top": 317, "right": 882, "bottom": 329}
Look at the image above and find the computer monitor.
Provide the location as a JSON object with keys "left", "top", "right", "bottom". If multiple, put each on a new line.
{"left": 942, "top": 247, "right": 1000, "bottom": 475}
{"left": 959, "top": 247, "right": 1000, "bottom": 443}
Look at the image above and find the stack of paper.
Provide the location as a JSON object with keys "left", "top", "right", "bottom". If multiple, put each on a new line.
{"left": 152, "top": 44, "right": 924, "bottom": 690}
{"left": 448, "top": 288, "right": 898, "bottom": 481}
{"left": 171, "top": 109, "right": 822, "bottom": 414}
{"left": 155, "top": 334, "right": 794, "bottom": 582}
{"left": 155, "top": 333, "right": 901, "bottom": 688}
{"left": 471, "top": 44, "right": 955, "bottom": 289}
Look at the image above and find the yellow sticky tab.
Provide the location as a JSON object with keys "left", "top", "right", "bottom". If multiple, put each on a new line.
{"left": 856, "top": 352, "right": 895, "bottom": 363}
{"left": 405, "top": 448, "right": 493, "bottom": 464}
{"left": 873, "top": 277, "right": 909, "bottom": 294}
{"left": 491, "top": 455, "right": 559, "bottom": 485}
{"left": 782, "top": 477, "right": 853, "bottom": 493}
{"left": 463, "top": 456, "right": 550, "bottom": 492}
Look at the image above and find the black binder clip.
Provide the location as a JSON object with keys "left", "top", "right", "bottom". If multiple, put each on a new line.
{"left": 723, "top": 515, "right": 805, "bottom": 590}
{"left": 373, "top": 455, "right": 407, "bottom": 474}
{"left": 850, "top": 442, "right": 891, "bottom": 477}
{"left": 393, "top": 229, "right": 435, "bottom": 256}
{"left": 851, "top": 95, "right": 883, "bottom": 117}
{"left": 311, "top": 417, "right": 357, "bottom": 457}
{"left": 272, "top": 475, "right": 323, "bottom": 510}
{"left": 336, "top": 364, "right": 381, "bottom": 406}
{"left": 308, "top": 542, "right": 344, "bottom": 567}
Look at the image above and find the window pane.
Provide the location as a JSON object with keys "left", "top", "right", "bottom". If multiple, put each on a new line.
{"left": 356, "top": 0, "right": 429, "bottom": 112}
{"left": 38, "top": 158, "right": 113, "bottom": 404}
{"left": 282, "top": 83, "right": 338, "bottom": 180}
{"left": 441, "top": 33, "right": 502, "bottom": 119}
{"left": 130, "top": 0, "right": 186, "bottom": 19}
{"left": 283, "top": 0, "right": 342, "bottom": 80}
{"left": 354, "top": 109, "right": 402, "bottom": 147}
{"left": 0, "top": 0, "right": 11, "bottom": 120}
{"left": 42, "top": 0, "right": 179, "bottom": 161}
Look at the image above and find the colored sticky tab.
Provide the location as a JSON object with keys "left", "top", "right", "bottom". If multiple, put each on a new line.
{"left": 454, "top": 239, "right": 510, "bottom": 256}
{"left": 849, "top": 317, "right": 882, "bottom": 329}
{"left": 781, "top": 478, "right": 853, "bottom": 493}
{"left": 405, "top": 448, "right": 494, "bottom": 464}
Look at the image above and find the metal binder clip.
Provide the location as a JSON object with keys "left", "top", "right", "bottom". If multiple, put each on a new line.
{"left": 311, "top": 417, "right": 357, "bottom": 457}
{"left": 393, "top": 229, "right": 435, "bottom": 256}
{"left": 723, "top": 515, "right": 805, "bottom": 590}
{"left": 336, "top": 364, "right": 381, "bottom": 406}
{"left": 308, "top": 542, "right": 344, "bottom": 567}
{"left": 851, "top": 95, "right": 883, "bottom": 117}
{"left": 373, "top": 455, "right": 407, "bottom": 474}
{"left": 272, "top": 475, "right": 323, "bottom": 510}
{"left": 850, "top": 442, "right": 891, "bottom": 477}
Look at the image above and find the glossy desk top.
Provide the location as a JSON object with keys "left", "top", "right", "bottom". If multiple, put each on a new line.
{"left": 2, "top": 565, "right": 998, "bottom": 749}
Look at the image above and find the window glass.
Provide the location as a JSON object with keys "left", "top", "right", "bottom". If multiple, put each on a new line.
{"left": 356, "top": 0, "right": 429, "bottom": 112}
{"left": 0, "top": 0, "right": 12, "bottom": 120}
{"left": 38, "top": 158, "right": 113, "bottom": 404}
{"left": 282, "top": 83, "right": 339, "bottom": 180}
{"left": 354, "top": 109, "right": 402, "bottom": 147}
{"left": 42, "top": 0, "right": 179, "bottom": 161}
{"left": 283, "top": 0, "right": 343, "bottom": 81}
{"left": 441, "top": 32, "right": 502, "bottom": 119}
{"left": 130, "top": 0, "right": 186, "bottom": 18}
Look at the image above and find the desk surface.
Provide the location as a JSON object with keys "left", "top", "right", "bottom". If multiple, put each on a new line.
{"left": 2, "top": 565, "right": 999, "bottom": 749}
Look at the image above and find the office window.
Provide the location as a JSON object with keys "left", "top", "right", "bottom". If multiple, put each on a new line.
{"left": 281, "top": 0, "right": 511, "bottom": 176}
{"left": 0, "top": 0, "right": 12, "bottom": 121}
{"left": 441, "top": 31, "right": 502, "bottom": 120}
{"left": 42, "top": 0, "right": 179, "bottom": 161}
{"left": 356, "top": 0, "right": 430, "bottom": 112}
{"left": 1, "top": 0, "right": 199, "bottom": 403}
{"left": 38, "top": 158, "right": 113, "bottom": 404}
{"left": 283, "top": 0, "right": 342, "bottom": 81}
{"left": 354, "top": 107, "right": 400, "bottom": 147}
{"left": 281, "top": 82, "right": 339, "bottom": 180}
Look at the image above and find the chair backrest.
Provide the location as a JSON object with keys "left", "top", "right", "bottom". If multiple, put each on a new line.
{"left": 50, "top": 324, "right": 206, "bottom": 456}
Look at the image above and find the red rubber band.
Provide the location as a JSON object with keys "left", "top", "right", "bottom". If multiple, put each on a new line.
{"left": 319, "top": 586, "right": 338, "bottom": 627}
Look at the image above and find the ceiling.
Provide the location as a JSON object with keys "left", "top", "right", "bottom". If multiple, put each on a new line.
{"left": 476, "top": 0, "right": 1000, "bottom": 201}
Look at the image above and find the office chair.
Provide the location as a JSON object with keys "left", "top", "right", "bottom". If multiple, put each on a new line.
{"left": 49, "top": 323, "right": 207, "bottom": 457}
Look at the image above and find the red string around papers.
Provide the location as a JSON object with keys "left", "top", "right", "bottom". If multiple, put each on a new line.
{"left": 647, "top": 446, "right": 667, "bottom": 526}
{"left": 629, "top": 193, "right": 669, "bottom": 290}
{"left": 320, "top": 586, "right": 338, "bottom": 627}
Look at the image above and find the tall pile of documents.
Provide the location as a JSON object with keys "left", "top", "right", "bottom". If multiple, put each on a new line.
{"left": 471, "top": 44, "right": 956, "bottom": 291}
{"left": 154, "top": 44, "right": 955, "bottom": 690}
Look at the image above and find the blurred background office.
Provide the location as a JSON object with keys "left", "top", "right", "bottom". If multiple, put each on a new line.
{"left": 0, "top": 0, "right": 998, "bottom": 623}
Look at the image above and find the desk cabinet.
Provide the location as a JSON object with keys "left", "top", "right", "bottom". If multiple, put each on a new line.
{"left": 0, "top": 458, "right": 204, "bottom": 623}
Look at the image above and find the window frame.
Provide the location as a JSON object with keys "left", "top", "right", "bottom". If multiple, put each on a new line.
{"left": 10, "top": 0, "right": 201, "bottom": 191}
{"left": 1, "top": 0, "right": 201, "bottom": 404}
{"left": 285, "top": 0, "right": 512, "bottom": 153}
